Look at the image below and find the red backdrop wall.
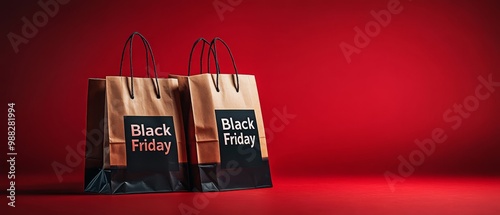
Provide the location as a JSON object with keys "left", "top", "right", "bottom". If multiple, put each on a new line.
{"left": 1, "top": 0, "right": 500, "bottom": 191}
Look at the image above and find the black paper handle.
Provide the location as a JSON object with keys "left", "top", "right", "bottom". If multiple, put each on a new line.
{"left": 119, "top": 32, "right": 160, "bottom": 99}
{"left": 208, "top": 37, "right": 239, "bottom": 92}
{"left": 187, "top": 38, "right": 214, "bottom": 76}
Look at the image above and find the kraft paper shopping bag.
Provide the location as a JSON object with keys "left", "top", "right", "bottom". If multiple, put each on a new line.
{"left": 84, "top": 32, "right": 188, "bottom": 194}
{"left": 170, "top": 37, "right": 272, "bottom": 191}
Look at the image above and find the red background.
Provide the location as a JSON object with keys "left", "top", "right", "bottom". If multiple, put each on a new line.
{"left": 1, "top": 0, "right": 500, "bottom": 214}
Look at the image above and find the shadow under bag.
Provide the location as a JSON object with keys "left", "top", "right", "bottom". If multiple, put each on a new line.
{"left": 170, "top": 37, "right": 272, "bottom": 191}
{"left": 84, "top": 32, "right": 188, "bottom": 194}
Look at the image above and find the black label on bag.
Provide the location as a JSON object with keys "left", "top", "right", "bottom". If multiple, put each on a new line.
{"left": 215, "top": 110, "right": 263, "bottom": 168}
{"left": 124, "top": 116, "right": 179, "bottom": 171}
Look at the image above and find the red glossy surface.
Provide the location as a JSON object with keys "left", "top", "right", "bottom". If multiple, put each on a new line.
{"left": 7, "top": 176, "right": 500, "bottom": 215}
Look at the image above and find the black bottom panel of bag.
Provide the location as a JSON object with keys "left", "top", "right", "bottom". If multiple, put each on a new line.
{"left": 191, "top": 159, "right": 272, "bottom": 192}
{"left": 84, "top": 163, "right": 189, "bottom": 194}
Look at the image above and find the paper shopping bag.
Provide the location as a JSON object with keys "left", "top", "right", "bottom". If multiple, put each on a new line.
{"left": 84, "top": 32, "right": 188, "bottom": 194}
{"left": 170, "top": 37, "right": 272, "bottom": 191}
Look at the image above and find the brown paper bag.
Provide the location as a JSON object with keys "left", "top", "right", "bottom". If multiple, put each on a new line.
{"left": 84, "top": 32, "right": 188, "bottom": 194}
{"left": 171, "top": 37, "right": 272, "bottom": 191}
